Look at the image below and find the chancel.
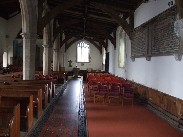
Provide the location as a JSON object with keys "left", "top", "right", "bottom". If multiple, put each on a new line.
{"left": 72, "top": 66, "right": 80, "bottom": 78}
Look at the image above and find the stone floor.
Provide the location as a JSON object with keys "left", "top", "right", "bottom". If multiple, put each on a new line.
{"left": 26, "top": 79, "right": 82, "bottom": 137}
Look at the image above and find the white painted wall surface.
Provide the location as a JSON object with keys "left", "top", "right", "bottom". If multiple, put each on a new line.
{"left": 134, "top": 0, "right": 175, "bottom": 28}
{"left": 108, "top": 40, "right": 115, "bottom": 74}
{"left": 0, "top": 17, "right": 8, "bottom": 63}
{"left": 125, "top": 0, "right": 183, "bottom": 99}
{"left": 65, "top": 40, "right": 102, "bottom": 71}
{"left": 7, "top": 14, "right": 22, "bottom": 65}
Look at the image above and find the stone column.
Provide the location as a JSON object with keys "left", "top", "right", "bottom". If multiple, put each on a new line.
{"left": 53, "top": 49, "right": 59, "bottom": 71}
{"left": 3, "top": 52, "right": 8, "bottom": 67}
{"left": 42, "top": 21, "right": 52, "bottom": 75}
{"left": 21, "top": 33, "right": 37, "bottom": 80}
{"left": 53, "top": 33, "right": 59, "bottom": 71}
{"left": 43, "top": 44, "right": 52, "bottom": 75}
{"left": 3, "top": 36, "right": 9, "bottom": 67}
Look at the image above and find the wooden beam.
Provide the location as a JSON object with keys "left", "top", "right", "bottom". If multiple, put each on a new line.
{"left": 60, "top": 36, "right": 73, "bottom": 48}
{"left": 85, "top": 38, "right": 102, "bottom": 54}
{"left": 52, "top": 20, "right": 81, "bottom": 44}
{"left": 38, "top": 0, "right": 82, "bottom": 31}
{"left": 129, "top": 13, "right": 134, "bottom": 30}
{"left": 106, "top": 35, "right": 115, "bottom": 46}
{"left": 91, "top": 2, "right": 132, "bottom": 39}
{"left": 113, "top": 29, "right": 117, "bottom": 49}
{"left": 65, "top": 38, "right": 80, "bottom": 51}
{"left": 65, "top": 30, "right": 107, "bottom": 45}
{"left": 176, "top": 0, "right": 183, "bottom": 19}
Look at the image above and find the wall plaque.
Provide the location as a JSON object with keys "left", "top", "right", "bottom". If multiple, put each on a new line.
{"left": 131, "top": 6, "right": 181, "bottom": 60}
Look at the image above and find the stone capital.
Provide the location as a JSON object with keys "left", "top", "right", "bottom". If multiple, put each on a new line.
{"left": 53, "top": 49, "right": 59, "bottom": 52}
{"left": 21, "top": 33, "right": 38, "bottom": 39}
{"left": 42, "top": 44, "right": 51, "bottom": 48}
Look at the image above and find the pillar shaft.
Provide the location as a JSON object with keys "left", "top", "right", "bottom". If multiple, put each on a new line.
{"left": 22, "top": 33, "right": 37, "bottom": 80}
{"left": 42, "top": 23, "right": 52, "bottom": 75}
{"left": 53, "top": 49, "right": 59, "bottom": 71}
{"left": 43, "top": 45, "right": 52, "bottom": 75}
{"left": 53, "top": 34, "right": 59, "bottom": 71}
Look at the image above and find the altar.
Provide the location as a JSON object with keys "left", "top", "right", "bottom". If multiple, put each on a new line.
{"left": 73, "top": 67, "right": 80, "bottom": 78}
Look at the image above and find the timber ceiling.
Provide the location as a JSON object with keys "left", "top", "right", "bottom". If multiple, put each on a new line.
{"left": 0, "top": 0, "right": 143, "bottom": 44}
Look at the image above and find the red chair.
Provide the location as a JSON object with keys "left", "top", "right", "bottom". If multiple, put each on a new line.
{"left": 108, "top": 83, "right": 121, "bottom": 104}
{"left": 94, "top": 84, "right": 109, "bottom": 104}
{"left": 122, "top": 86, "right": 134, "bottom": 106}
{"left": 88, "top": 81, "right": 100, "bottom": 97}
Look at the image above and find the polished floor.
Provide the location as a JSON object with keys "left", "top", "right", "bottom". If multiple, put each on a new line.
{"left": 37, "top": 79, "right": 82, "bottom": 137}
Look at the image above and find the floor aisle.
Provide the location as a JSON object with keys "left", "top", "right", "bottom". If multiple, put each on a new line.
{"left": 37, "top": 79, "right": 81, "bottom": 137}
{"left": 84, "top": 84, "right": 183, "bottom": 137}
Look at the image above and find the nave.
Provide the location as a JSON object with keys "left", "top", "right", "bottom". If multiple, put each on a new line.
{"left": 29, "top": 78, "right": 183, "bottom": 137}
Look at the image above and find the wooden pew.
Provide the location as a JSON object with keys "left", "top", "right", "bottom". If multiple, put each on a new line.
{"left": 10, "top": 80, "right": 53, "bottom": 102}
{"left": 0, "top": 89, "right": 42, "bottom": 118}
{"left": 0, "top": 79, "right": 55, "bottom": 101}
{"left": 0, "top": 104, "right": 20, "bottom": 137}
{"left": 0, "top": 82, "right": 48, "bottom": 108}
{"left": 0, "top": 94, "right": 33, "bottom": 131}
{"left": 16, "top": 80, "right": 55, "bottom": 99}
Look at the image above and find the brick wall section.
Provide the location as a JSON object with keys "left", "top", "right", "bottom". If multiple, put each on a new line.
{"left": 132, "top": 6, "right": 180, "bottom": 58}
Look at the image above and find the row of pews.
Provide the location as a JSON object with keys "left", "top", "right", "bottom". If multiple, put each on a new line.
{"left": 0, "top": 73, "right": 59, "bottom": 137}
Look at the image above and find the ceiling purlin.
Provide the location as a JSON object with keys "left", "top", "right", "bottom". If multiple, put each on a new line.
{"left": 86, "top": 22, "right": 115, "bottom": 32}
{"left": 91, "top": 2, "right": 132, "bottom": 38}
{"left": 63, "top": 21, "right": 114, "bottom": 37}
{"left": 91, "top": 0, "right": 136, "bottom": 12}
{"left": 65, "top": 29, "right": 106, "bottom": 40}
{"left": 53, "top": 19, "right": 82, "bottom": 43}
{"left": 62, "top": 10, "right": 115, "bottom": 24}
{"left": 47, "top": 0, "right": 64, "bottom": 8}
{"left": 0, "top": 0, "right": 18, "bottom": 5}
{"left": 34, "top": 0, "right": 144, "bottom": 42}
{"left": 38, "top": 0, "right": 82, "bottom": 32}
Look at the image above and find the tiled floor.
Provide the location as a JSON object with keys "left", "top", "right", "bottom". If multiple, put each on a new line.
{"left": 37, "top": 79, "right": 82, "bottom": 137}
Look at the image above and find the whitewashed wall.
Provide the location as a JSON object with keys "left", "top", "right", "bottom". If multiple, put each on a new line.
{"left": 0, "top": 17, "right": 8, "bottom": 64}
{"left": 108, "top": 40, "right": 115, "bottom": 74}
{"left": 7, "top": 14, "right": 22, "bottom": 65}
{"left": 124, "top": 0, "right": 183, "bottom": 99}
{"left": 65, "top": 40, "right": 102, "bottom": 71}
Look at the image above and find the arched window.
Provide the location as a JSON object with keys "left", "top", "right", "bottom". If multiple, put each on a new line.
{"left": 102, "top": 47, "right": 106, "bottom": 65}
{"left": 77, "top": 41, "right": 90, "bottom": 62}
{"left": 118, "top": 29, "right": 126, "bottom": 68}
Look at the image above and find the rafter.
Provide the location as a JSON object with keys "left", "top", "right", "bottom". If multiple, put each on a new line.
{"left": 91, "top": 2, "right": 132, "bottom": 39}
{"left": 65, "top": 38, "right": 80, "bottom": 51}
{"left": 52, "top": 19, "right": 81, "bottom": 44}
{"left": 38, "top": 0, "right": 82, "bottom": 32}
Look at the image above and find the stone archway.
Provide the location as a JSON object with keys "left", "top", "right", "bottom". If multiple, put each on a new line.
{"left": 19, "top": 0, "right": 38, "bottom": 79}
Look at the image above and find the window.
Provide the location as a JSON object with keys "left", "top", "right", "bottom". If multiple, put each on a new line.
{"left": 102, "top": 47, "right": 106, "bottom": 65}
{"left": 77, "top": 41, "right": 90, "bottom": 62}
{"left": 118, "top": 29, "right": 126, "bottom": 68}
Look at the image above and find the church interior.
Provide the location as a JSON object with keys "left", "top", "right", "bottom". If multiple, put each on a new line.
{"left": 0, "top": 0, "right": 183, "bottom": 137}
